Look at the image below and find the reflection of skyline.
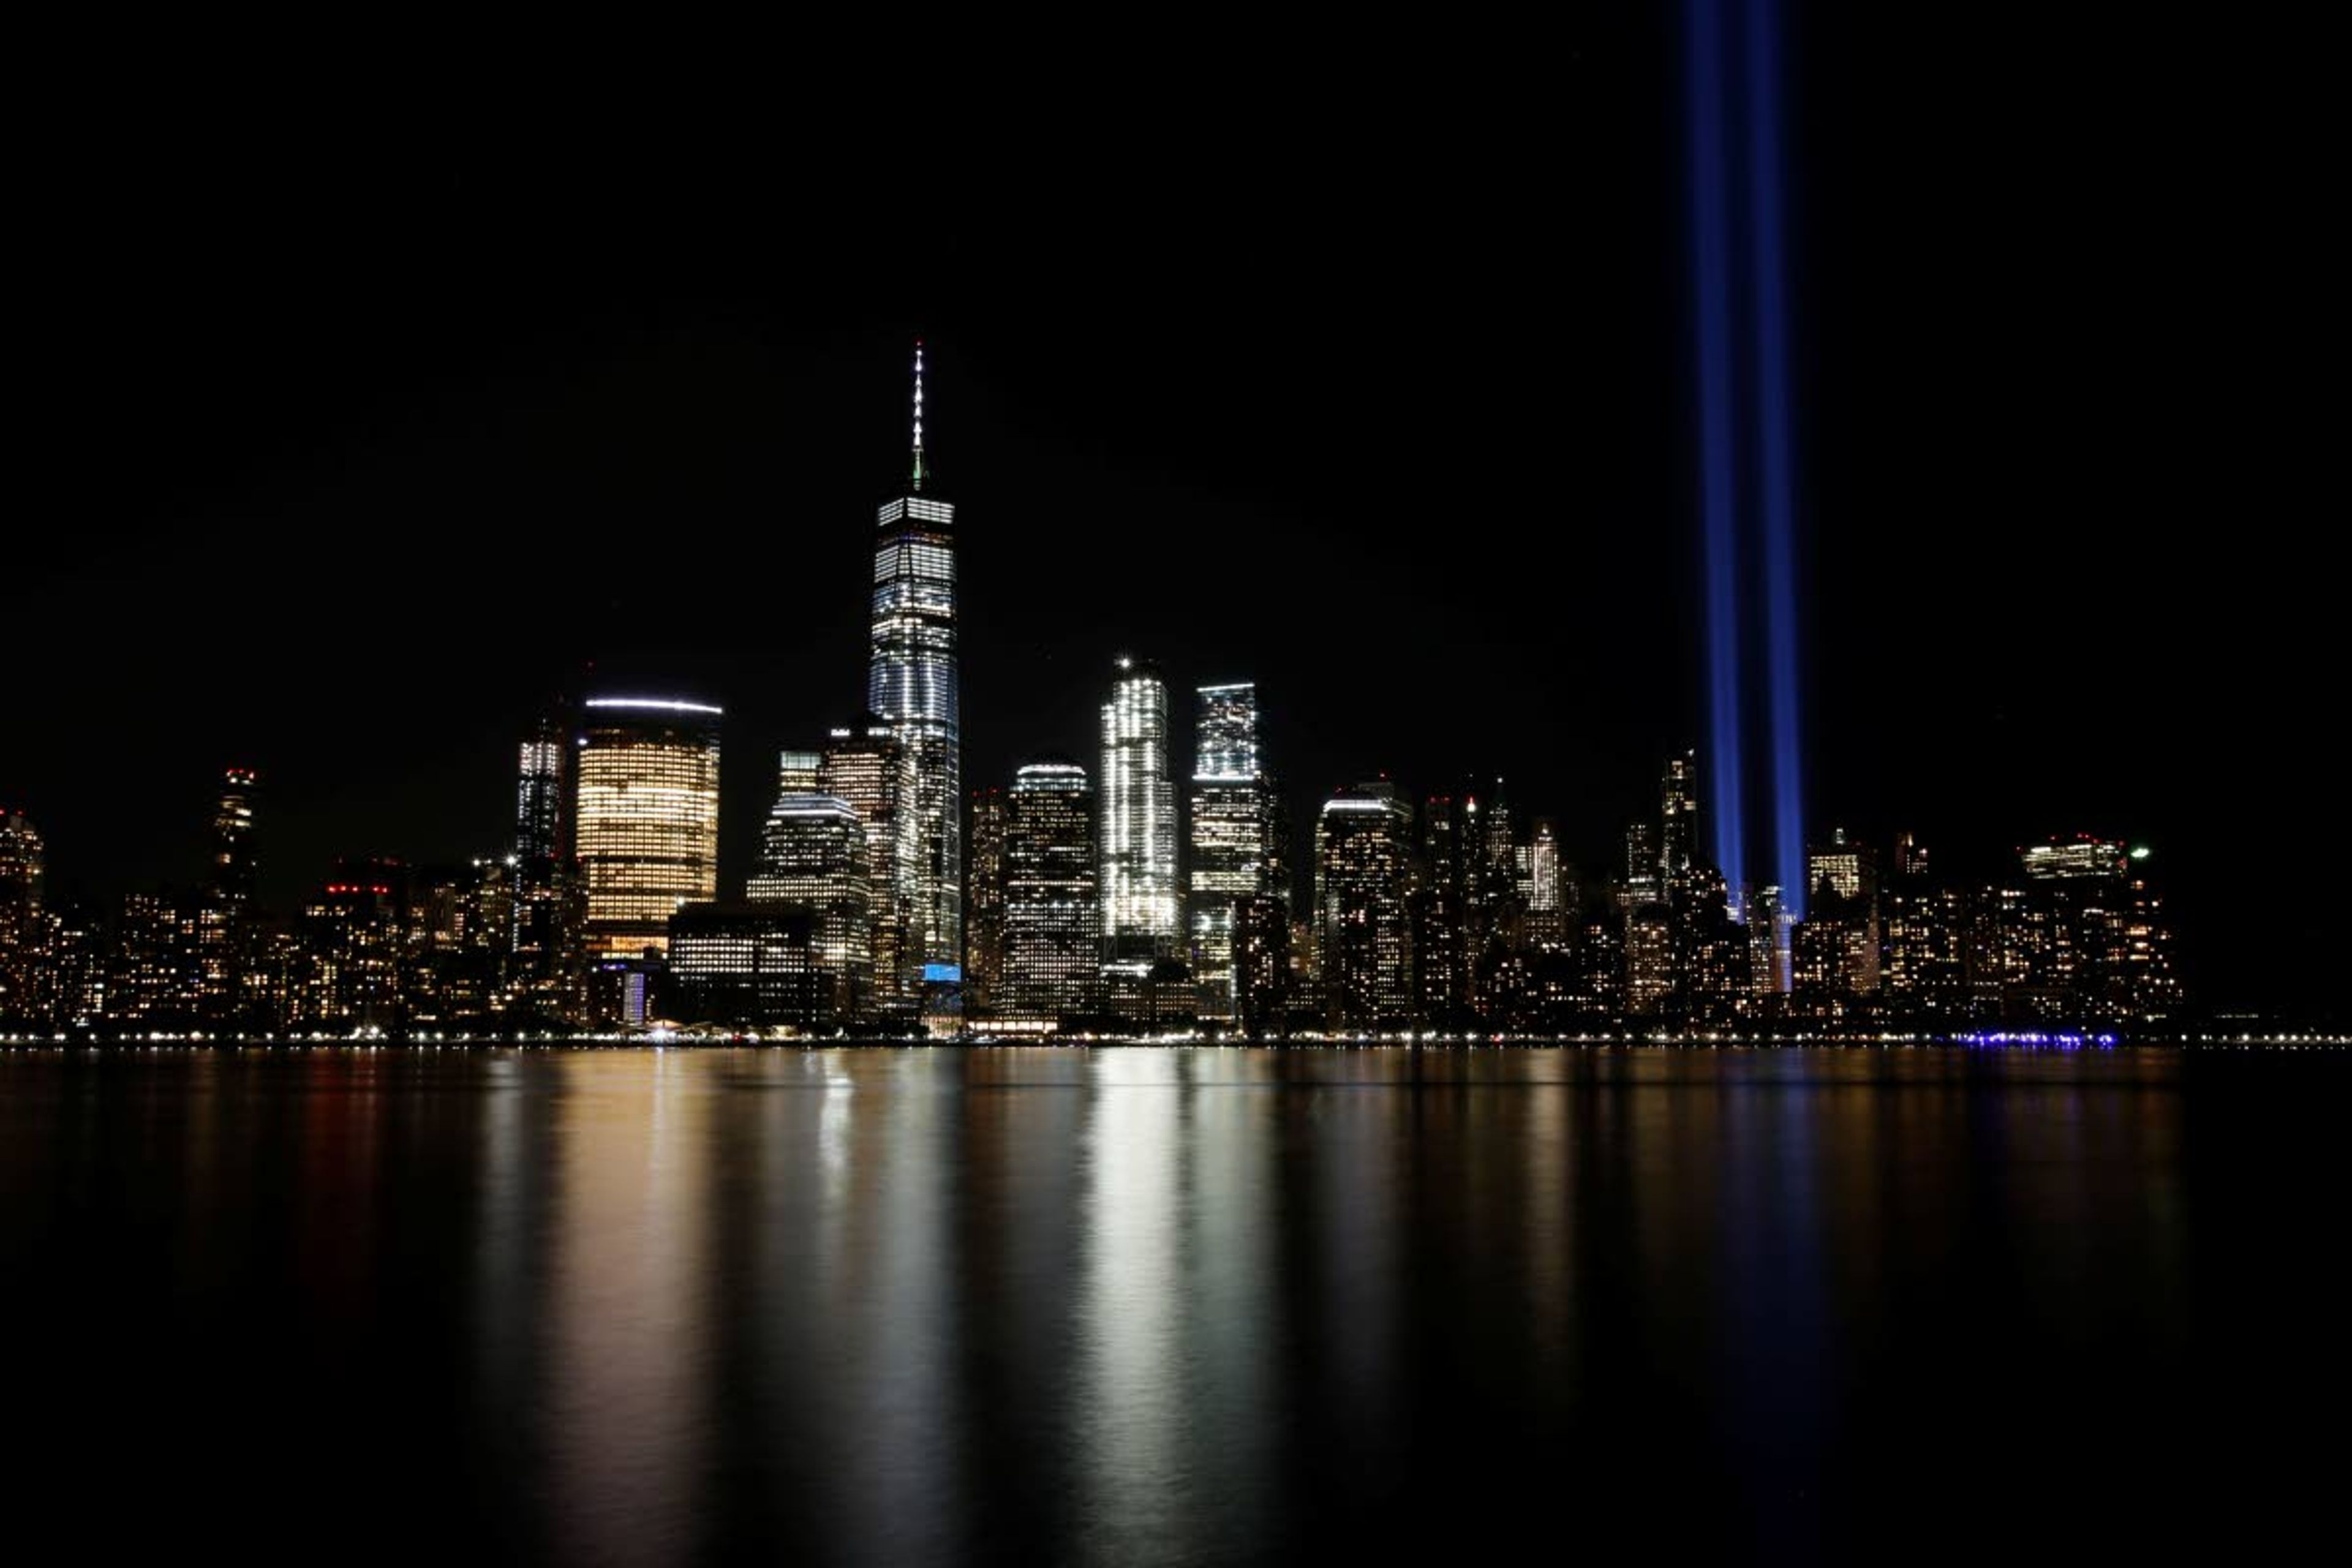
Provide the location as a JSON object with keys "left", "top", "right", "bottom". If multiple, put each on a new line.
{"left": 0, "top": 1046, "right": 2250, "bottom": 1564}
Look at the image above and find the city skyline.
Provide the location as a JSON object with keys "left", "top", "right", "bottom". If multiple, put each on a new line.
{"left": 12, "top": 12, "right": 2334, "bottom": 1019}
{"left": 0, "top": 339, "right": 2270, "bottom": 1030}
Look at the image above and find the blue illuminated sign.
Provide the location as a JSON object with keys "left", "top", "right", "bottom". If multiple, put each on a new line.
{"left": 922, "top": 963, "right": 963, "bottom": 984}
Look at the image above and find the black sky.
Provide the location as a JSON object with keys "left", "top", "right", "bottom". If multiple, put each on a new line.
{"left": 11, "top": 10, "right": 2337, "bottom": 1016}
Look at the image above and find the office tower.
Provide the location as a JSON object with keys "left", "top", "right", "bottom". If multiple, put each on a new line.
{"left": 1000, "top": 760, "right": 1099, "bottom": 1024}
{"left": 1234, "top": 893, "right": 1291, "bottom": 1036}
{"left": 1743, "top": 883, "right": 1792, "bottom": 997}
{"left": 1100, "top": 658, "right": 1181, "bottom": 961}
{"left": 575, "top": 697, "right": 723, "bottom": 960}
{"left": 965, "top": 786, "right": 1008, "bottom": 1017}
{"left": 1622, "top": 822, "right": 1662, "bottom": 909}
{"left": 666, "top": 903, "right": 827, "bottom": 1028}
{"left": 1186, "top": 682, "right": 1283, "bottom": 1025}
{"left": 291, "top": 861, "right": 405, "bottom": 1028}
{"left": 1525, "top": 816, "right": 1567, "bottom": 948}
{"left": 1314, "top": 781, "right": 1414, "bottom": 1032}
{"left": 0, "top": 808, "right": 45, "bottom": 1022}
{"left": 821, "top": 720, "right": 919, "bottom": 1010}
{"left": 194, "top": 767, "right": 262, "bottom": 1020}
{"left": 2005, "top": 835, "right": 2169, "bottom": 1023}
{"left": 1806, "top": 827, "right": 1880, "bottom": 993}
{"left": 1624, "top": 903, "right": 1673, "bottom": 1016}
{"left": 1415, "top": 789, "right": 1476, "bottom": 1027}
{"left": 746, "top": 786, "right": 873, "bottom": 1022}
{"left": 865, "top": 344, "right": 961, "bottom": 990}
{"left": 208, "top": 768, "right": 261, "bottom": 908}
{"left": 510, "top": 704, "right": 581, "bottom": 1012}
{"left": 1660, "top": 750, "right": 1698, "bottom": 889}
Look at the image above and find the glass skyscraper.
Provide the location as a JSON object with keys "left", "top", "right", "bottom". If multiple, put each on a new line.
{"left": 1186, "top": 681, "right": 1284, "bottom": 1025}
{"left": 575, "top": 697, "right": 723, "bottom": 959}
{"left": 821, "top": 721, "right": 918, "bottom": 1010}
{"left": 1100, "top": 658, "right": 1180, "bottom": 962}
{"left": 1314, "top": 781, "right": 1415, "bottom": 1032}
{"left": 1002, "top": 760, "right": 1099, "bottom": 1023}
{"left": 865, "top": 344, "right": 961, "bottom": 990}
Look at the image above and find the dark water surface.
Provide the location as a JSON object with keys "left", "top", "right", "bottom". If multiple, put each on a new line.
{"left": 4, "top": 1047, "right": 2344, "bottom": 1564}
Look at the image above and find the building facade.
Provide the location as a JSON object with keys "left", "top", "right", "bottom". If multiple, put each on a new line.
{"left": 1001, "top": 760, "right": 1098, "bottom": 1024}
{"left": 1100, "top": 659, "right": 1181, "bottom": 963}
{"left": 1186, "top": 682, "right": 1284, "bottom": 1025}
{"left": 575, "top": 698, "right": 723, "bottom": 959}
{"left": 864, "top": 344, "right": 961, "bottom": 994}
{"left": 1314, "top": 782, "right": 1415, "bottom": 1032}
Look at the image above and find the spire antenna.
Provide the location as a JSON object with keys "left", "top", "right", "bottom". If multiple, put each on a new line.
{"left": 910, "top": 339, "right": 928, "bottom": 492}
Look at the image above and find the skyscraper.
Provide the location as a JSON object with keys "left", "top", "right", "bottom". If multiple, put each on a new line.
{"left": 1414, "top": 788, "right": 1477, "bottom": 1027}
{"left": 1001, "top": 760, "right": 1099, "bottom": 1025}
{"left": 575, "top": 697, "right": 723, "bottom": 959}
{"left": 865, "top": 343, "right": 961, "bottom": 990}
{"left": 1660, "top": 750, "right": 1698, "bottom": 889}
{"left": 197, "top": 766, "right": 262, "bottom": 1021}
{"left": 1525, "top": 816, "right": 1568, "bottom": 949}
{"left": 1186, "top": 682, "right": 1283, "bottom": 1025}
{"left": 965, "top": 786, "right": 1008, "bottom": 1017}
{"left": 0, "top": 808, "right": 45, "bottom": 1023}
{"left": 1100, "top": 658, "right": 1180, "bottom": 962}
{"left": 511, "top": 703, "right": 581, "bottom": 1008}
{"left": 209, "top": 768, "right": 261, "bottom": 908}
{"left": 821, "top": 720, "right": 919, "bottom": 1011}
{"left": 1315, "top": 781, "right": 1415, "bottom": 1032}
{"left": 746, "top": 782, "right": 873, "bottom": 1022}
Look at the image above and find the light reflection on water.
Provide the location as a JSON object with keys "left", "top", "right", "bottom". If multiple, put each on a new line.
{"left": 2, "top": 1046, "right": 2340, "bottom": 1564}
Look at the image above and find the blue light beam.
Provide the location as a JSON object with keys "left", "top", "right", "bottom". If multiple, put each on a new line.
{"left": 1744, "top": 0, "right": 1807, "bottom": 919}
{"left": 1688, "top": 0, "right": 1747, "bottom": 893}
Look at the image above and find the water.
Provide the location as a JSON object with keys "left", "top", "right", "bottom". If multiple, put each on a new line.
{"left": 3, "top": 1046, "right": 2343, "bottom": 1564}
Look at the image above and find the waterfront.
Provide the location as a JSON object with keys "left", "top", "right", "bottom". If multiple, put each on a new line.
{"left": 4, "top": 1047, "right": 2343, "bottom": 1564}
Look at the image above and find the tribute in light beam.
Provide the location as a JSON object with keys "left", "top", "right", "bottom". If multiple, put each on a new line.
{"left": 1687, "top": 0, "right": 1746, "bottom": 896}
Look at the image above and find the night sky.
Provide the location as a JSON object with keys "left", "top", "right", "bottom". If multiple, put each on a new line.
{"left": 13, "top": 11, "right": 2334, "bottom": 1016}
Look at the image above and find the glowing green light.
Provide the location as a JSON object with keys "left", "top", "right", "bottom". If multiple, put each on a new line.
{"left": 2130, "top": 846, "right": 2151, "bottom": 861}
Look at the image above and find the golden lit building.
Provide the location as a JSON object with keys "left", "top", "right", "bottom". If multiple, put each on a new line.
{"left": 576, "top": 698, "right": 723, "bottom": 959}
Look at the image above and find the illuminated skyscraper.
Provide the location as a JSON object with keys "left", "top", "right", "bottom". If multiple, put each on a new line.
{"left": 1806, "top": 827, "right": 1880, "bottom": 993}
{"left": 195, "top": 767, "right": 262, "bottom": 1022}
{"left": 0, "top": 808, "right": 44, "bottom": 1022}
{"left": 209, "top": 768, "right": 261, "bottom": 908}
{"left": 747, "top": 781, "right": 873, "bottom": 1022}
{"left": 1315, "top": 782, "right": 1414, "bottom": 1032}
{"left": 1001, "top": 760, "right": 1099, "bottom": 1024}
{"left": 1622, "top": 822, "right": 1662, "bottom": 910}
{"left": 1415, "top": 789, "right": 1477, "bottom": 1027}
{"left": 1186, "top": 682, "right": 1284, "bottom": 1025}
{"left": 511, "top": 703, "right": 581, "bottom": 1006}
{"left": 1100, "top": 658, "right": 1180, "bottom": 962}
{"left": 865, "top": 344, "right": 961, "bottom": 990}
{"left": 1525, "top": 816, "right": 1568, "bottom": 948}
{"left": 821, "top": 721, "right": 919, "bottom": 1009}
{"left": 965, "top": 786, "right": 1008, "bottom": 1017}
{"left": 575, "top": 698, "right": 722, "bottom": 959}
{"left": 1660, "top": 750, "right": 1698, "bottom": 889}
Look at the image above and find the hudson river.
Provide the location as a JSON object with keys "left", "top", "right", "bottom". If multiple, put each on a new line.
{"left": 5, "top": 1047, "right": 2342, "bottom": 1564}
